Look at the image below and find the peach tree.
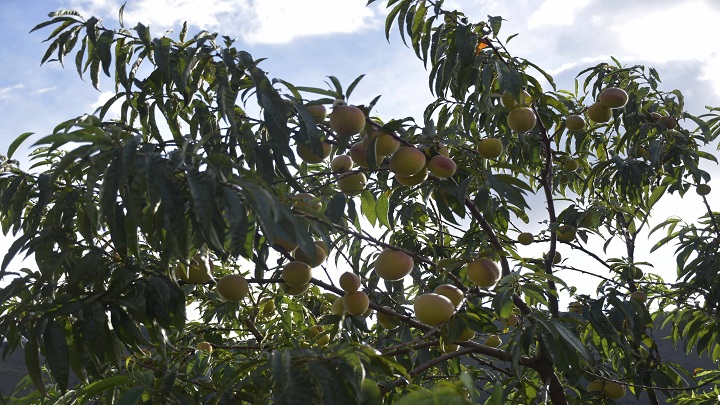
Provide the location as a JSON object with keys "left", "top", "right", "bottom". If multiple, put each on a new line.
{"left": 1, "top": 1, "right": 720, "bottom": 404}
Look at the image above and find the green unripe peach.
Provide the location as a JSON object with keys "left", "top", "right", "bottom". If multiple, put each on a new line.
{"left": 196, "top": 341, "right": 213, "bottom": 354}
{"left": 433, "top": 284, "right": 464, "bottom": 307}
{"left": 339, "top": 271, "right": 362, "bottom": 293}
{"left": 216, "top": 274, "right": 250, "bottom": 302}
{"left": 414, "top": 293, "right": 455, "bottom": 326}
{"left": 484, "top": 334, "right": 502, "bottom": 348}
{"left": 294, "top": 193, "right": 322, "bottom": 211}
{"left": 565, "top": 114, "right": 586, "bottom": 131}
{"left": 377, "top": 308, "right": 400, "bottom": 330}
{"left": 630, "top": 291, "right": 647, "bottom": 303}
{"left": 350, "top": 141, "right": 383, "bottom": 168}
{"left": 280, "top": 282, "right": 310, "bottom": 296}
{"left": 374, "top": 249, "right": 414, "bottom": 281}
{"left": 427, "top": 155, "right": 457, "bottom": 177}
{"left": 343, "top": 291, "right": 370, "bottom": 316}
{"left": 365, "top": 131, "right": 401, "bottom": 156}
{"left": 330, "top": 155, "right": 353, "bottom": 173}
{"left": 696, "top": 184, "right": 711, "bottom": 196}
{"left": 466, "top": 258, "right": 500, "bottom": 288}
{"left": 658, "top": 116, "right": 678, "bottom": 130}
{"left": 599, "top": 87, "right": 628, "bottom": 109}
{"left": 556, "top": 225, "right": 577, "bottom": 243}
{"left": 587, "top": 102, "right": 612, "bottom": 123}
{"left": 282, "top": 261, "right": 312, "bottom": 287}
{"left": 297, "top": 141, "right": 331, "bottom": 163}
{"left": 292, "top": 241, "right": 327, "bottom": 268}
{"left": 544, "top": 251, "right": 562, "bottom": 264}
{"left": 329, "top": 102, "right": 365, "bottom": 138}
{"left": 258, "top": 297, "right": 276, "bottom": 316}
{"left": 389, "top": 146, "right": 426, "bottom": 176}
{"left": 337, "top": 172, "right": 367, "bottom": 196}
{"left": 477, "top": 138, "right": 503, "bottom": 159}
{"left": 332, "top": 297, "right": 345, "bottom": 315}
{"left": 455, "top": 328, "right": 475, "bottom": 342}
{"left": 587, "top": 380, "right": 603, "bottom": 392}
{"left": 602, "top": 381, "right": 626, "bottom": 400}
{"left": 517, "top": 232, "right": 534, "bottom": 245}
{"left": 563, "top": 159, "right": 579, "bottom": 171}
{"left": 395, "top": 167, "right": 428, "bottom": 186}
{"left": 507, "top": 107, "right": 537, "bottom": 132}
{"left": 500, "top": 90, "right": 532, "bottom": 109}
{"left": 305, "top": 104, "right": 327, "bottom": 122}
{"left": 308, "top": 325, "right": 330, "bottom": 346}
{"left": 175, "top": 255, "right": 214, "bottom": 284}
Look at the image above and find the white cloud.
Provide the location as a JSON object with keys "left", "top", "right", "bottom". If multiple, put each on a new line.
{"left": 546, "top": 55, "right": 609, "bottom": 77}
{"left": 610, "top": 1, "right": 720, "bottom": 96}
{"left": 64, "top": 0, "right": 381, "bottom": 44}
{"left": 0, "top": 84, "right": 26, "bottom": 100}
{"left": 611, "top": 1, "right": 720, "bottom": 60}
{"left": 33, "top": 86, "right": 57, "bottom": 95}
{"left": 90, "top": 90, "right": 122, "bottom": 118}
{"left": 232, "top": 0, "right": 379, "bottom": 44}
{"left": 528, "top": 0, "right": 591, "bottom": 29}
{"left": 65, "top": 0, "right": 238, "bottom": 35}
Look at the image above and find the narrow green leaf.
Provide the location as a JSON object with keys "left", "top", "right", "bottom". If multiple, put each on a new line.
{"left": 40, "top": 37, "right": 61, "bottom": 65}
{"left": 360, "top": 190, "right": 377, "bottom": 226}
{"left": 294, "top": 86, "right": 339, "bottom": 98}
{"left": 49, "top": 10, "right": 82, "bottom": 17}
{"left": 6, "top": 132, "right": 34, "bottom": 159}
{"left": 487, "top": 382, "right": 504, "bottom": 405}
{"left": 24, "top": 338, "right": 46, "bottom": 395}
{"left": 555, "top": 323, "right": 593, "bottom": 362}
{"left": 90, "top": 52, "right": 101, "bottom": 89}
{"left": 75, "top": 36, "right": 87, "bottom": 77}
{"left": 188, "top": 170, "right": 219, "bottom": 232}
{"left": 99, "top": 150, "right": 122, "bottom": 226}
{"left": 326, "top": 76, "right": 343, "bottom": 97}
{"left": 78, "top": 374, "right": 133, "bottom": 399}
{"left": 325, "top": 193, "right": 346, "bottom": 224}
{"left": 30, "top": 16, "right": 78, "bottom": 34}
{"left": 42, "top": 19, "right": 76, "bottom": 43}
{"left": 533, "top": 315, "right": 559, "bottom": 339}
{"left": 376, "top": 191, "right": 390, "bottom": 228}
{"left": 44, "top": 319, "right": 70, "bottom": 392}
{"left": 118, "top": 385, "right": 145, "bottom": 405}
{"left": 346, "top": 74, "right": 366, "bottom": 100}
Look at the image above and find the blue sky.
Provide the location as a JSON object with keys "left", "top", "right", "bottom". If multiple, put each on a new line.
{"left": 1, "top": 0, "right": 719, "bottom": 296}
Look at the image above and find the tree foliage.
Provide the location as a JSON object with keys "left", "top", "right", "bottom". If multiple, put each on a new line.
{"left": 1, "top": 1, "right": 720, "bottom": 404}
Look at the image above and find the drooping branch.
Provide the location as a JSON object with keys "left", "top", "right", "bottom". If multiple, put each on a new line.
{"left": 532, "top": 107, "right": 561, "bottom": 318}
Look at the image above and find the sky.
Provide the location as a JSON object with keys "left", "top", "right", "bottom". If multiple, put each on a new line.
{"left": 0, "top": 0, "right": 719, "bottom": 299}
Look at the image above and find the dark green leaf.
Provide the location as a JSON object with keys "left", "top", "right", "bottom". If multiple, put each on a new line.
{"left": 79, "top": 374, "right": 133, "bottom": 400}
{"left": 44, "top": 319, "right": 70, "bottom": 392}
{"left": 117, "top": 385, "right": 146, "bottom": 405}
{"left": 326, "top": 193, "right": 346, "bottom": 224}
{"left": 24, "top": 338, "right": 46, "bottom": 395}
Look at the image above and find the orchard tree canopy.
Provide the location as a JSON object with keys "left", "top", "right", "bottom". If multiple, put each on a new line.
{"left": 2, "top": 1, "right": 720, "bottom": 404}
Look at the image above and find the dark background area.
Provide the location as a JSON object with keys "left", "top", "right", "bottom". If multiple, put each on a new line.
{"left": 1, "top": 322, "right": 716, "bottom": 402}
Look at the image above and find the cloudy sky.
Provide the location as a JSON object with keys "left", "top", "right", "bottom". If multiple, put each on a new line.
{"left": 1, "top": 0, "right": 719, "bottom": 297}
